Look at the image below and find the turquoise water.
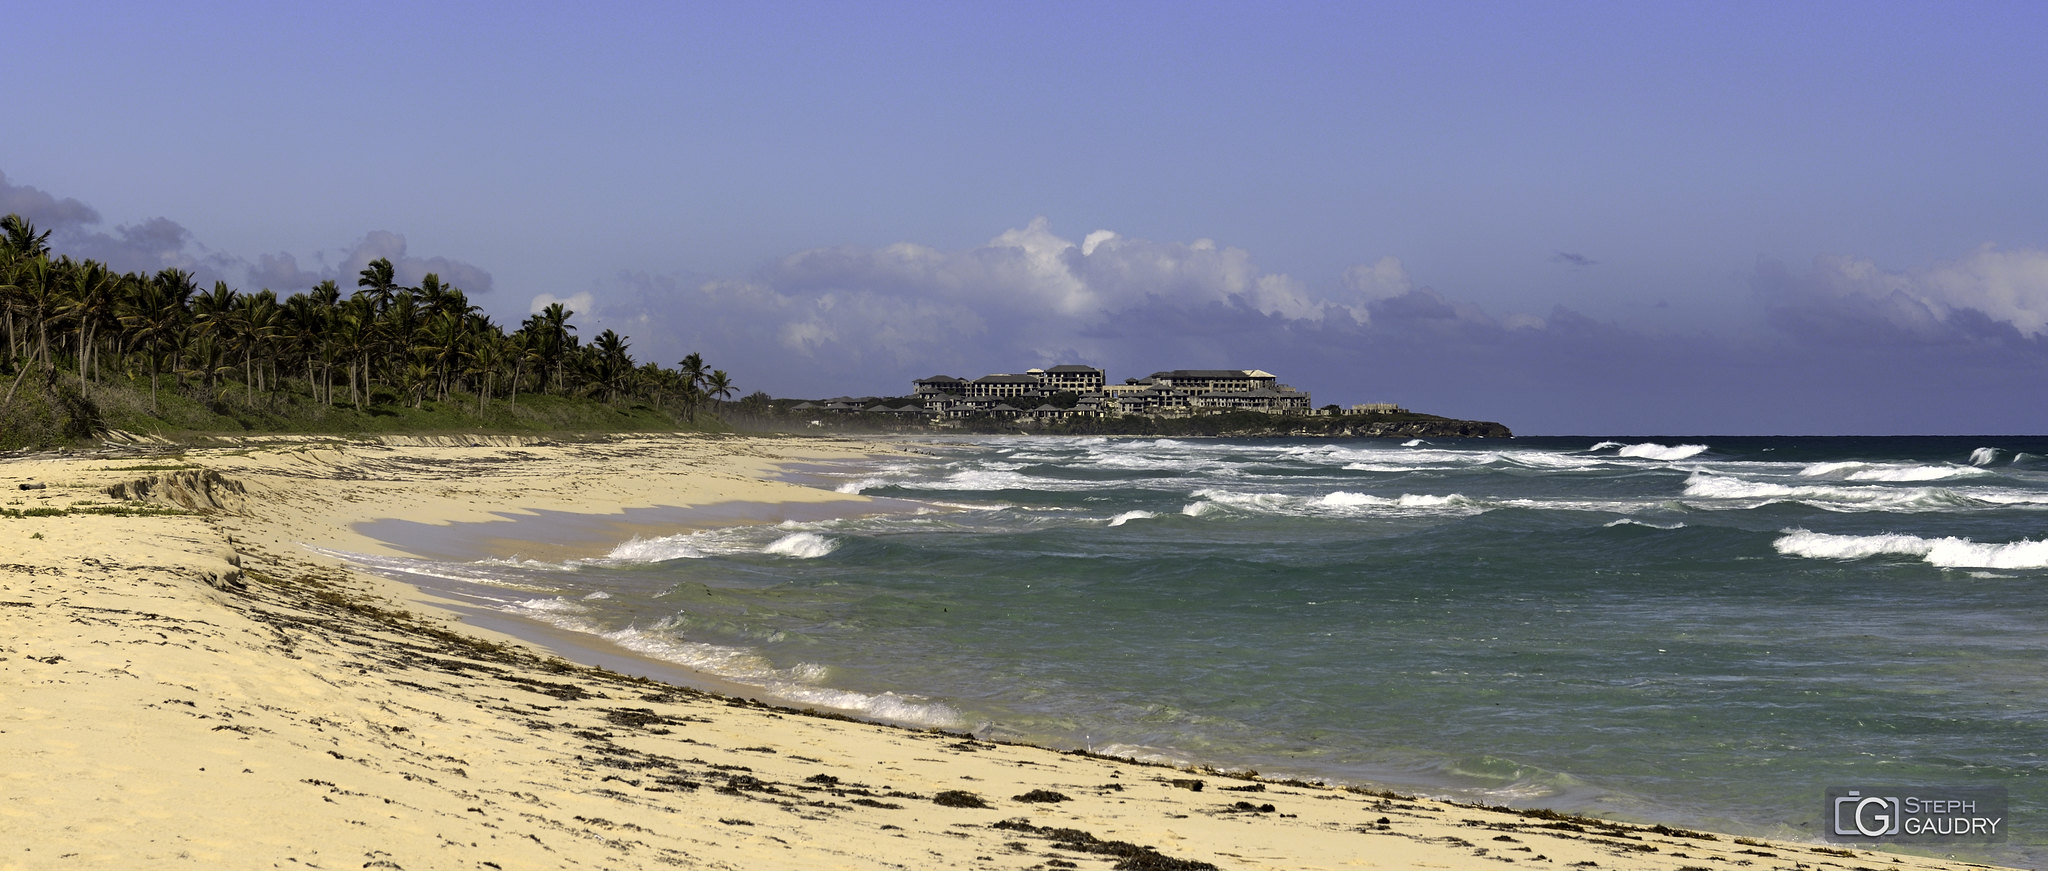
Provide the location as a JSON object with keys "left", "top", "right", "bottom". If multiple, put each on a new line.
{"left": 348, "top": 436, "right": 2048, "bottom": 864}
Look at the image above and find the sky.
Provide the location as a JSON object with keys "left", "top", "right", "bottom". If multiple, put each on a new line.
{"left": 7, "top": 0, "right": 2048, "bottom": 435}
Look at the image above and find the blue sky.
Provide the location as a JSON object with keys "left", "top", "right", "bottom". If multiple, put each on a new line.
{"left": 8, "top": 1, "right": 2047, "bottom": 434}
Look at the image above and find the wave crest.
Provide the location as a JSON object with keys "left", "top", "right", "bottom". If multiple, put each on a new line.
{"left": 606, "top": 533, "right": 708, "bottom": 562}
{"left": 764, "top": 531, "right": 839, "bottom": 559}
{"left": 1614, "top": 442, "right": 1709, "bottom": 461}
{"left": 1774, "top": 529, "right": 2048, "bottom": 569}
{"left": 1798, "top": 461, "right": 1988, "bottom": 482}
{"left": 1107, "top": 510, "right": 1157, "bottom": 527}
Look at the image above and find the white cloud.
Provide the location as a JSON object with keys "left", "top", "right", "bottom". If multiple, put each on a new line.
{"left": 1794, "top": 244, "right": 2048, "bottom": 339}
{"left": 530, "top": 291, "right": 594, "bottom": 317}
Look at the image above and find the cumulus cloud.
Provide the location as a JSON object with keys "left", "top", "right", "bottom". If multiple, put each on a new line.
{"left": 61, "top": 216, "right": 234, "bottom": 278}
{"left": 0, "top": 170, "right": 100, "bottom": 229}
{"left": 1760, "top": 244, "right": 2048, "bottom": 346}
{"left": 334, "top": 230, "right": 495, "bottom": 296}
{"left": 586, "top": 218, "right": 1412, "bottom": 390}
{"left": 529, "top": 291, "right": 595, "bottom": 317}
{"left": 1, "top": 170, "right": 494, "bottom": 298}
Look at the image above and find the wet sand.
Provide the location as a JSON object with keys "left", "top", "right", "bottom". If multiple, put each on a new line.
{"left": 0, "top": 433, "right": 2006, "bottom": 870}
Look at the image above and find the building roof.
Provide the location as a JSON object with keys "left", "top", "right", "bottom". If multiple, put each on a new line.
{"left": 916, "top": 375, "right": 964, "bottom": 383}
{"left": 974, "top": 374, "right": 1041, "bottom": 384}
{"left": 1152, "top": 369, "right": 1273, "bottom": 380}
{"left": 1043, "top": 364, "right": 1102, "bottom": 373}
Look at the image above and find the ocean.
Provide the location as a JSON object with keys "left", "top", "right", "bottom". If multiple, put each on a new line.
{"left": 342, "top": 435, "right": 2048, "bottom": 865}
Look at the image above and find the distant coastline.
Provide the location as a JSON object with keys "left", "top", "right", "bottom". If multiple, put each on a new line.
{"left": 745, "top": 362, "right": 1513, "bottom": 439}
{"left": 742, "top": 403, "right": 1513, "bottom": 439}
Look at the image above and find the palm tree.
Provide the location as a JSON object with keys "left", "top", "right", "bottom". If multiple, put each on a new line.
{"left": 676, "top": 351, "right": 708, "bottom": 419}
{"left": 230, "top": 290, "right": 281, "bottom": 404}
{"left": 119, "top": 269, "right": 196, "bottom": 412}
{"left": 63, "top": 259, "right": 121, "bottom": 384}
{"left": 0, "top": 255, "right": 60, "bottom": 409}
{"left": 354, "top": 257, "right": 400, "bottom": 313}
{"left": 12, "top": 256, "right": 62, "bottom": 375}
{"left": 280, "top": 292, "right": 329, "bottom": 404}
{"left": 0, "top": 214, "right": 52, "bottom": 260}
{"left": 188, "top": 282, "right": 239, "bottom": 395}
{"left": 464, "top": 327, "right": 510, "bottom": 413}
{"left": 416, "top": 311, "right": 466, "bottom": 402}
{"left": 706, "top": 369, "right": 735, "bottom": 407}
{"left": 0, "top": 215, "right": 53, "bottom": 372}
{"left": 535, "top": 302, "right": 575, "bottom": 394}
{"left": 588, "top": 329, "right": 632, "bottom": 402}
{"left": 330, "top": 298, "right": 378, "bottom": 411}
{"left": 505, "top": 326, "right": 539, "bottom": 406}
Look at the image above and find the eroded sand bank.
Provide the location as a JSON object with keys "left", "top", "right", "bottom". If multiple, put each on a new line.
{"left": 0, "top": 434, "right": 2001, "bottom": 870}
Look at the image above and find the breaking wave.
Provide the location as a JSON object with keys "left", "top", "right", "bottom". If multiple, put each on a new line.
{"left": 763, "top": 531, "right": 839, "bottom": 558}
{"left": 1603, "top": 518, "right": 1686, "bottom": 530}
{"left": 592, "top": 621, "right": 961, "bottom": 727}
{"left": 604, "top": 526, "right": 840, "bottom": 562}
{"left": 1679, "top": 473, "right": 2048, "bottom": 512}
{"left": 1180, "top": 488, "right": 1485, "bottom": 518}
{"left": 1773, "top": 529, "right": 2048, "bottom": 569}
{"left": 1797, "top": 461, "right": 1989, "bottom": 482}
{"left": 606, "top": 533, "right": 711, "bottom": 562}
{"left": 1612, "top": 442, "right": 1710, "bottom": 461}
{"left": 1107, "top": 510, "right": 1157, "bottom": 527}
{"left": 1971, "top": 447, "right": 2002, "bottom": 466}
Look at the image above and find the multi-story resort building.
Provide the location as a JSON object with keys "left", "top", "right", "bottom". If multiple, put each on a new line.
{"left": 906, "top": 365, "right": 1312, "bottom": 421}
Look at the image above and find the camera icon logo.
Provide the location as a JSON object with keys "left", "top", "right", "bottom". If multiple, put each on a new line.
{"left": 1833, "top": 791, "right": 1902, "bottom": 838}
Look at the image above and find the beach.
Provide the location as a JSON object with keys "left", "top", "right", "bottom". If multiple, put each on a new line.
{"left": 0, "top": 433, "right": 2009, "bottom": 870}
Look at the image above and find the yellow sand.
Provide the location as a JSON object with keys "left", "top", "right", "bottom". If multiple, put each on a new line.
{"left": 0, "top": 433, "right": 1999, "bottom": 870}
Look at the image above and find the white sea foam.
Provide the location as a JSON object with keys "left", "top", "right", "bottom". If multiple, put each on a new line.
{"left": 1614, "top": 442, "right": 1709, "bottom": 461}
{"left": 1603, "top": 518, "right": 1686, "bottom": 530}
{"left": 1340, "top": 462, "right": 1437, "bottom": 473}
{"left": 1401, "top": 439, "right": 1426, "bottom": 447}
{"left": 1107, "top": 510, "right": 1157, "bottom": 527}
{"left": 1088, "top": 743, "right": 1196, "bottom": 769}
{"left": 1183, "top": 488, "right": 1484, "bottom": 518}
{"left": 1972, "top": 447, "right": 2003, "bottom": 466}
{"left": 582, "top": 590, "right": 612, "bottom": 600}
{"left": 1589, "top": 441, "right": 1625, "bottom": 451}
{"left": 766, "top": 686, "right": 963, "bottom": 728}
{"left": 511, "top": 596, "right": 590, "bottom": 615}
{"left": 606, "top": 533, "right": 710, "bottom": 562}
{"left": 1798, "top": 461, "right": 1989, "bottom": 482}
{"left": 575, "top": 621, "right": 964, "bottom": 728}
{"left": 1318, "top": 491, "right": 1392, "bottom": 508}
{"left": 763, "top": 531, "right": 839, "bottom": 559}
{"left": 299, "top": 545, "right": 559, "bottom": 591}
{"left": 1774, "top": 529, "right": 2048, "bottom": 569}
{"left": 1682, "top": 472, "right": 2048, "bottom": 513}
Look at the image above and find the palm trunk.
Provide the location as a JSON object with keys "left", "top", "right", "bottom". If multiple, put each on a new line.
{"left": 1, "top": 358, "right": 33, "bottom": 410}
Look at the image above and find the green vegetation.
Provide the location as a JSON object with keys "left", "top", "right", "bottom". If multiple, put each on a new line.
{"left": 0, "top": 214, "right": 737, "bottom": 449}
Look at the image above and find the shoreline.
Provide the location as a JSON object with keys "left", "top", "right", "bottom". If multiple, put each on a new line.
{"left": 1, "top": 433, "right": 2014, "bottom": 870}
